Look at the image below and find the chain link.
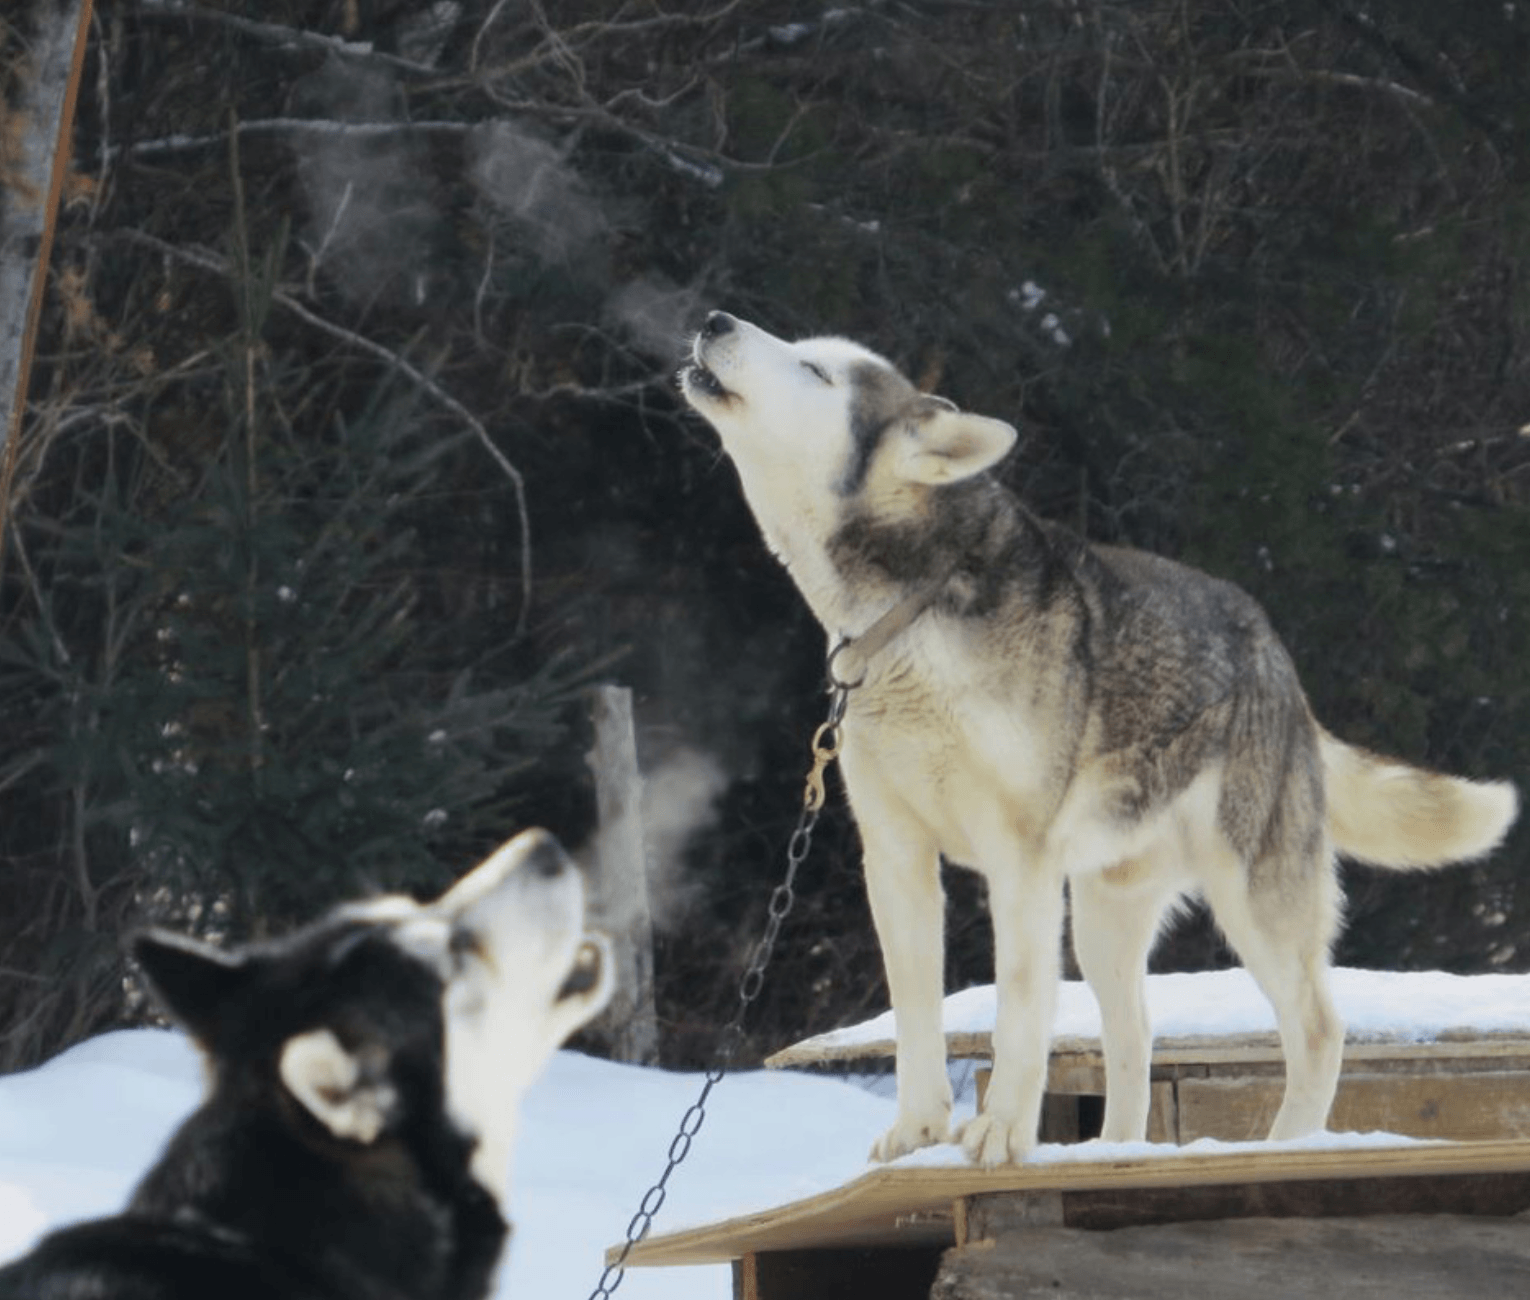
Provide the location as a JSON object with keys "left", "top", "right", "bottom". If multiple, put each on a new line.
{"left": 586, "top": 668, "right": 854, "bottom": 1299}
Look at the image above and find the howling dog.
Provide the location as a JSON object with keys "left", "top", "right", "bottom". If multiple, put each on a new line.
{"left": 0, "top": 829, "right": 614, "bottom": 1299}
{"left": 680, "top": 311, "right": 1517, "bottom": 1167}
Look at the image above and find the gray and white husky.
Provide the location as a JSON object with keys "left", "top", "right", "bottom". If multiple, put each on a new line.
{"left": 680, "top": 311, "right": 1517, "bottom": 1167}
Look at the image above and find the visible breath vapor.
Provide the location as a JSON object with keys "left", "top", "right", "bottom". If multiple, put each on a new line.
{"left": 289, "top": 61, "right": 705, "bottom": 359}
{"left": 468, "top": 122, "right": 607, "bottom": 264}
{"left": 604, "top": 275, "right": 706, "bottom": 361}
{"left": 640, "top": 747, "right": 728, "bottom": 931}
{"left": 583, "top": 746, "right": 727, "bottom": 936}
{"left": 289, "top": 58, "right": 443, "bottom": 308}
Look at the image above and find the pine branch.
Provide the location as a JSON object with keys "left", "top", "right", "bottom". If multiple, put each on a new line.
{"left": 110, "top": 229, "right": 534, "bottom": 637}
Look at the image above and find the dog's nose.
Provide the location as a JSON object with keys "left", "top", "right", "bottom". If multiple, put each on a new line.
{"left": 702, "top": 311, "right": 736, "bottom": 338}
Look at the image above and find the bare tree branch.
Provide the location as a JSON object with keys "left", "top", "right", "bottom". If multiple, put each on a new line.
{"left": 108, "top": 118, "right": 478, "bottom": 159}
{"left": 106, "top": 113, "right": 750, "bottom": 188}
{"left": 135, "top": 0, "right": 437, "bottom": 77}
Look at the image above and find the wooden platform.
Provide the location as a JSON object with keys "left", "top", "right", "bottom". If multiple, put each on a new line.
{"left": 613, "top": 1139, "right": 1530, "bottom": 1268}
{"left": 613, "top": 1140, "right": 1530, "bottom": 1298}
{"left": 634, "top": 974, "right": 1530, "bottom": 1295}
{"left": 768, "top": 1029, "right": 1530, "bottom": 1144}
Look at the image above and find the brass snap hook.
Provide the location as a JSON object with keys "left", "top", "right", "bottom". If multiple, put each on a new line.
{"left": 803, "top": 720, "right": 842, "bottom": 813}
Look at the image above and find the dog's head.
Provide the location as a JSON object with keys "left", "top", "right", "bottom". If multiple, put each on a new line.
{"left": 130, "top": 829, "right": 614, "bottom": 1208}
{"left": 680, "top": 312, "right": 1017, "bottom": 519}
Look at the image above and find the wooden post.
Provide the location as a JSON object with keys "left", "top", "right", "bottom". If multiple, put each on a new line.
{"left": 585, "top": 684, "right": 659, "bottom": 1066}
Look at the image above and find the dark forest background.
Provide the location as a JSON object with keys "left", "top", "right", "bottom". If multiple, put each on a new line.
{"left": 2, "top": 0, "right": 1529, "bottom": 1073}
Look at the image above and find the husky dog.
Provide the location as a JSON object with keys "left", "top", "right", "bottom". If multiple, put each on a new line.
{"left": 0, "top": 829, "right": 614, "bottom": 1299}
{"left": 680, "top": 311, "right": 1517, "bottom": 1167}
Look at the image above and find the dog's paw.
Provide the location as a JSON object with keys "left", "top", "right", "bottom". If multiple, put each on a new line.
{"left": 957, "top": 1113, "right": 1033, "bottom": 1168}
{"left": 869, "top": 1112, "right": 952, "bottom": 1163}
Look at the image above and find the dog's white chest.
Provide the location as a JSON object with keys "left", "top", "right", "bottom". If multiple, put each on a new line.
{"left": 841, "top": 649, "right": 1057, "bottom": 866}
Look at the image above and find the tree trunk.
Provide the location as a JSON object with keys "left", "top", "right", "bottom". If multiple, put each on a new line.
{"left": 585, "top": 683, "right": 660, "bottom": 1066}
{"left": 1, "top": 0, "right": 93, "bottom": 488}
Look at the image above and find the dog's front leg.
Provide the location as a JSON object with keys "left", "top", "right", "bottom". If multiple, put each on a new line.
{"left": 959, "top": 861, "right": 1065, "bottom": 1166}
{"left": 1069, "top": 864, "right": 1177, "bottom": 1143}
{"left": 858, "top": 816, "right": 952, "bottom": 1162}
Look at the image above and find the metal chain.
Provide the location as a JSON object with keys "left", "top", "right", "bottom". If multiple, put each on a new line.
{"left": 586, "top": 667, "right": 854, "bottom": 1299}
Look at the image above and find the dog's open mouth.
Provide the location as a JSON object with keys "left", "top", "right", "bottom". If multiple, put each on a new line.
{"left": 679, "top": 361, "right": 735, "bottom": 404}
{"left": 556, "top": 938, "right": 605, "bottom": 1001}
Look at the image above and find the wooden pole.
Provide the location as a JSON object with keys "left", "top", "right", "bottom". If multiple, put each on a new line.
{"left": 0, "top": 0, "right": 95, "bottom": 573}
{"left": 586, "top": 684, "right": 660, "bottom": 1066}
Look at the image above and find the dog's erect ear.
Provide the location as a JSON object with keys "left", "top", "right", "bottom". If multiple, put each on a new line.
{"left": 894, "top": 401, "right": 1018, "bottom": 485}
{"left": 280, "top": 1028, "right": 397, "bottom": 1145}
{"left": 130, "top": 930, "right": 248, "bottom": 1045}
{"left": 549, "top": 932, "right": 617, "bottom": 1045}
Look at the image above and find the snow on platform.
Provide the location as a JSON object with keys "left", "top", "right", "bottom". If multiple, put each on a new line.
{"left": 769, "top": 967, "right": 1530, "bottom": 1067}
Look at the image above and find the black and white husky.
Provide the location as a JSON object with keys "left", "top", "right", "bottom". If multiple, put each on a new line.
{"left": 0, "top": 829, "right": 614, "bottom": 1299}
{"left": 681, "top": 311, "right": 1516, "bottom": 1167}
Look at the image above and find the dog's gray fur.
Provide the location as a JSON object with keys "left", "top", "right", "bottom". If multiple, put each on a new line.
{"left": 681, "top": 312, "right": 1518, "bottom": 1166}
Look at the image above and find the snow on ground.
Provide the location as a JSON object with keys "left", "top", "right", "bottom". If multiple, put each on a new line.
{"left": 0, "top": 1029, "right": 897, "bottom": 1299}
{"left": 2, "top": 967, "right": 1527, "bottom": 1296}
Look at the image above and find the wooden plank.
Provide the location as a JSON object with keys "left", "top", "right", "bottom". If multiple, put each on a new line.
{"left": 1046, "top": 1058, "right": 1107, "bottom": 1093}
{"left": 734, "top": 1247, "right": 944, "bottom": 1300}
{"left": 768, "top": 1028, "right": 1530, "bottom": 1072}
{"left": 1178, "top": 1071, "right": 1530, "bottom": 1143}
{"left": 957, "top": 1191, "right": 1064, "bottom": 1244}
{"left": 930, "top": 1214, "right": 1530, "bottom": 1299}
{"left": 1053, "top": 1168, "right": 1530, "bottom": 1230}
{"left": 1146, "top": 1080, "right": 1177, "bottom": 1144}
{"left": 953, "top": 1171, "right": 1530, "bottom": 1236}
{"left": 610, "top": 1138, "right": 1530, "bottom": 1268}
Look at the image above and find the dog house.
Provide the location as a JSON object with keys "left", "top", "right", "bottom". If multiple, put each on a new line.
{"left": 609, "top": 969, "right": 1530, "bottom": 1298}
{"left": 768, "top": 968, "right": 1530, "bottom": 1145}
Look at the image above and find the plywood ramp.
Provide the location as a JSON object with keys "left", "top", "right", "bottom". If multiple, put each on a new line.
{"left": 611, "top": 1138, "right": 1530, "bottom": 1268}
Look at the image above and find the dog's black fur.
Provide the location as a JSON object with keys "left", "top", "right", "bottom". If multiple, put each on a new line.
{"left": 0, "top": 918, "right": 507, "bottom": 1300}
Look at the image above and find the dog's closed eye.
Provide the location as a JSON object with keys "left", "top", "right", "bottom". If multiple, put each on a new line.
{"left": 801, "top": 360, "right": 832, "bottom": 384}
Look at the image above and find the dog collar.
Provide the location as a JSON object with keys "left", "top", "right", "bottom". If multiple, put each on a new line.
{"left": 827, "top": 566, "right": 956, "bottom": 689}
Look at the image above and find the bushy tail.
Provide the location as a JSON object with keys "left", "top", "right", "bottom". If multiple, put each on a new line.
{"left": 1320, "top": 729, "right": 1518, "bottom": 869}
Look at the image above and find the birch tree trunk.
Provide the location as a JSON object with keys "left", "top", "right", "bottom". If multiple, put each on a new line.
{"left": 0, "top": 0, "right": 94, "bottom": 484}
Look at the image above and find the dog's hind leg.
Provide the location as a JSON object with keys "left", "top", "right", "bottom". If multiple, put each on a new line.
{"left": 1070, "top": 859, "right": 1180, "bottom": 1143}
{"left": 859, "top": 813, "right": 954, "bottom": 1162}
{"left": 1202, "top": 846, "right": 1345, "bottom": 1142}
{"left": 960, "top": 855, "right": 1066, "bottom": 1167}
